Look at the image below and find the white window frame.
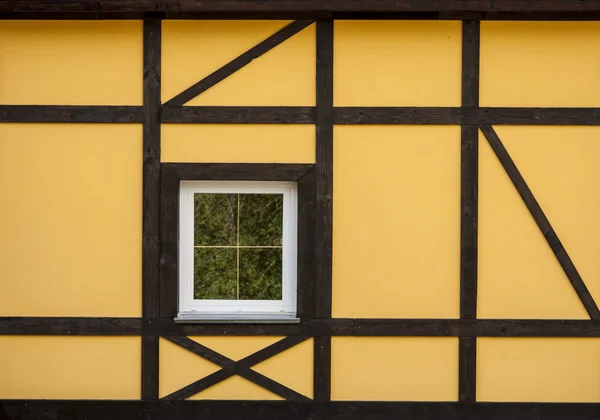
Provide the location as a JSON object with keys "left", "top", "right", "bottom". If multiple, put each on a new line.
{"left": 177, "top": 180, "right": 298, "bottom": 322}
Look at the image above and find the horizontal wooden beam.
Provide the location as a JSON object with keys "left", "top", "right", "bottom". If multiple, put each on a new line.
{"left": 335, "top": 107, "right": 600, "bottom": 125}
{"left": 0, "top": 106, "right": 142, "bottom": 123}
{"left": 3, "top": 1, "right": 600, "bottom": 15}
{"left": 162, "top": 106, "right": 315, "bottom": 124}
{"left": 4, "top": 106, "right": 600, "bottom": 125}
{"left": 2, "top": 317, "right": 600, "bottom": 337}
{"left": 2, "top": 401, "right": 600, "bottom": 420}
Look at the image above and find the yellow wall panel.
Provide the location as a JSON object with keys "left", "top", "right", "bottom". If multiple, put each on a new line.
{"left": 0, "top": 336, "right": 140, "bottom": 399}
{"left": 0, "top": 124, "right": 142, "bottom": 316}
{"left": 478, "top": 338, "right": 600, "bottom": 402}
{"left": 478, "top": 129, "right": 588, "bottom": 319}
{"left": 332, "top": 337, "right": 458, "bottom": 401}
{"left": 493, "top": 126, "right": 600, "bottom": 309}
{"left": 190, "top": 336, "right": 282, "bottom": 361}
{"left": 159, "top": 338, "right": 220, "bottom": 399}
{"left": 0, "top": 21, "right": 142, "bottom": 105}
{"left": 334, "top": 21, "right": 461, "bottom": 106}
{"left": 253, "top": 338, "right": 313, "bottom": 399}
{"left": 162, "top": 21, "right": 314, "bottom": 105}
{"left": 162, "top": 125, "right": 315, "bottom": 163}
{"left": 332, "top": 126, "right": 460, "bottom": 318}
{"left": 481, "top": 22, "right": 600, "bottom": 107}
{"left": 191, "top": 375, "right": 282, "bottom": 400}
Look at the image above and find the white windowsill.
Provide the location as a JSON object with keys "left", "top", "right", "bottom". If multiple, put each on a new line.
{"left": 175, "top": 313, "right": 300, "bottom": 324}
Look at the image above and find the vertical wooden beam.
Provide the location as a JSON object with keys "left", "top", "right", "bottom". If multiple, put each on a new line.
{"left": 314, "top": 18, "right": 334, "bottom": 403}
{"left": 459, "top": 19, "right": 480, "bottom": 403}
{"left": 142, "top": 18, "right": 161, "bottom": 401}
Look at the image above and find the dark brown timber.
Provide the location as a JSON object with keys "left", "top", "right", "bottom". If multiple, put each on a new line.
{"left": 4, "top": 318, "right": 600, "bottom": 337}
{"left": 334, "top": 107, "right": 600, "bottom": 125}
{"left": 142, "top": 18, "right": 161, "bottom": 401}
{"left": 162, "top": 106, "right": 315, "bottom": 124}
{"left": 459, "top": 20, "right": 480, "bottom": 403}
{"left": 6, "top": 1, "right": 600, "bottom": 15}
{"left": 163, "top": 336, "right": 310, "bottom": 400}
{"left": 297, "top": 169, "right": 316, "bottom": 320}
{"left": 480, "top": 125, "right": 600, "bottom": 320}
{"left": 314, "top": 18, "right": 334, "bottom": 403}
{"left": 0, "top": 105, "right": 142, "bottom": 123}
{"left": 163, "top": 20, "right": 314, "bottom": 106}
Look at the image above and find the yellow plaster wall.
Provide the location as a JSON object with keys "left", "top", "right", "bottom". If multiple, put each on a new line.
{"left": 334, "top": 21, "right": 461, "bottom": 106}
{"left": 0, "top": 21, "right": 142, "bottom": 105}
{"left": 159, "top": 336, "right": 313, "bottom": 400}
{"left": 478, "top": 126, "right": 600, "bottom": 318}
{"left": 331, "top": 337, "right": 458, "bottom": 401}
{"left": 162, "top": 21, "right": 315, "bottom": 105}
{"left": 162, "top": 125, "right": 315, "bottom": 163}
{"left": 478, "top": 338, "right": 600, "bottom": 402}
{"left": 332, "top": 126, "right": 460, "bottom": 318}
{"left": 0, "top": 336, "right": 141, "bottom": 399}
{"left": 0, "top": 124, "right": 142, "bottom": 316}
{"left": 481, "top": 22, "right": 600, "bottom": 107}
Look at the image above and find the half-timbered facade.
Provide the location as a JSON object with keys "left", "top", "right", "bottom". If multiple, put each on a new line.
{"left": 1, "top": 1, "right": 600, "bottom": 419}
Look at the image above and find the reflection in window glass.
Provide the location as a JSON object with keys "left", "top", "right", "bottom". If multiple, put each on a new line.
{"left": 193, "top": 193, "right": 283, "bottom": 300}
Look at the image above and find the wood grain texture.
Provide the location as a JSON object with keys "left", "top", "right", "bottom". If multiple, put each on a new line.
{"left": 459, "top": 337, "right": 477, "bottom": 402}
{"left": 163, "top": 336, "right": 310, "bottom": 400}
{"left": 480, "top": 125, "right": 600, "bottom": 321}
{"left": 2, "top": 401, "right": 599, "bottom": 420}
{"left": 0, "top": 106, "right": 142, "bottom": 123}
{"left": 459, "top": 20, "right": 479, "bottom": 404}
{"left": 5, "top": 1, "right": 600, "bottom": 14}
{"left": 334, "top": 107, "right": 600, "bottom": 125}
{"left": 162, "top": 106, "right": 315, "bottom": 124}
{"left": 163, "top": 20, "right": 314, "bottom": 106}
{"left": 162, "top": 163, "right": 314, "bottom": 182}
{"left": 297, "top": 169, "right": 316, "bottom": 320}
{"left": 159, "top": 166, "right": 179, "bottom": 319}
{"left": 142, "top": 18, "right": 161, "bottom": 401}
{"left": 3, "top": 318, "right": 600, "bottom": 337}
{"left": 0, "top": 317, "right": 141, "bottom": 335}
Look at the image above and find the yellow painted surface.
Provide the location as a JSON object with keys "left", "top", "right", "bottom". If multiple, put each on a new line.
{"left": 190, "top": 336, "right": 283, "bottom": 360}
{"left": 253, "top": 338, "right": 313, "bottom": 399}
{"left": 332, "top": 337, "right": 458, "bottom": 401}
{"left": 0, "top": 21, "right": 142, "bottom": 105}
{"left": 0, "top": 124, "right": 142, "bottom": 316}
{"left": 160, "top": 336, "right": 294, "bottom": 400}
{"left": 159, "top": 338, "right": 221, "bottom": 399}
{"left": 332, "top": 126, "right": 460, "bottom": 318}
{"left": 478, "top": 338, "right": 600, "bottom": 402}
{"left": 478, "top": 128, "right": 588, "bottom": 319}
{"left": 334, "top": 21, "right": 461, "bottom": 106}
{"left": 0, "top": 336, "right": 140, "bottom": 399}
{"left": 162, "top": 125, "right": 315, "bottom": 163}
{"left": 481, "top": 22, "right": 600, "bottom": 107}
{"left": 162, "top": 21, "right": 315, "bottom": 105}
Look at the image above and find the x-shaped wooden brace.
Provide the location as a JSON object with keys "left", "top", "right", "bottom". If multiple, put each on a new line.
{"left": 162, "top": 336, "right": 311, "bottom": 401}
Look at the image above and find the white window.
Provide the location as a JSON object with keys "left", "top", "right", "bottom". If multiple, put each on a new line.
{"left": 177, "top": 181, "right": 298, "bottom": 322}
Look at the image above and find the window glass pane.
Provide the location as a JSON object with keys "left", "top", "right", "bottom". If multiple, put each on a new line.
{"left": 194, "top": 193, "right": 237, "bottom": 246}
{"left": 194, "top": 248, "right": 237, "bottom": 299}
{"left": 239, "top": 194, "right": 283, "bottom": 246}
{"left": 239, "top": 248, "right": 283, "bottom": 300}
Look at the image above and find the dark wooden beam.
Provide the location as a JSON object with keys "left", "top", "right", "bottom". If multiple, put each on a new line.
{"left": 480, "top": 125, "right": 600, "bottom": 321}
{"left": 334, "top": 107, "right": 600, "bottom": 125}
{"left": 5, "top": 1, "right": 600, "bottom": 15}
{"left": 2, "top": 317, "right": 600, "bottom": 337}
{"left": 0, "top": 106, "right": 142, "bottom": 123}
{"left": 459, "top": 20, "right": 480, "bottom": 404}
{"left": 162, "top": 106, "right": 315, "bottom": 124}
{"left": 163, "top": 20, "right": 314, "bottom": 106}
{"left": 141, "top": 18, "right": 162, "bottom": 401}
{"left": 2, "top": 401, "right": 600, "bottom": 420}
{"left": 314, "top": 18, "right": 334, "bottom": 404}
